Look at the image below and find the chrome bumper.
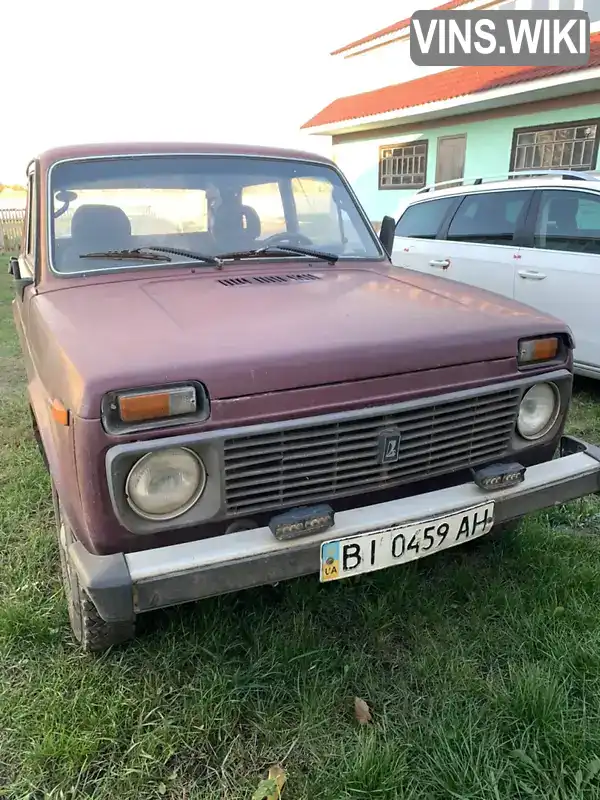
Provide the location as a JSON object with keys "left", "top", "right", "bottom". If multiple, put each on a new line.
{"left": 70, "top": 435, "right": 600, "bottom": 623}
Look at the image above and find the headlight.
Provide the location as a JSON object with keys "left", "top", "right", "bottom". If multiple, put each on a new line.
{"left": 125, "top": 447, "right": 206, "bottom": 520}
{"left": 517, "top": 383, "right": 560, "bottom": 440}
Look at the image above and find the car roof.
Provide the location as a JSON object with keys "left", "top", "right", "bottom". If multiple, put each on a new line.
{"left": 407, "top": 171, "right": 600, "bottom": 205}
{"left": 34, "top": 142, "right": 335, "bottom": 170}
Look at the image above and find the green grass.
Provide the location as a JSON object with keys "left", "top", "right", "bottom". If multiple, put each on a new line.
{"left": 2, "top": 253, "right": 600, "bottom": 799}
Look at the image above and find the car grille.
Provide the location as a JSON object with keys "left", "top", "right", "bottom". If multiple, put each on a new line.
{"left": 223, "top": 387, "right": 521, "bottom": 517}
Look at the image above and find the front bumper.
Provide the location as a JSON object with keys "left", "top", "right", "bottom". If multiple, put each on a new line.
{"left": 70, "top": 435, "right": 600, "bottom": 623}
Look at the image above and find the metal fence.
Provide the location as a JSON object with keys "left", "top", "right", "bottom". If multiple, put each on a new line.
{"left": 0, "top": 208, "right": 25, "bottom": 252}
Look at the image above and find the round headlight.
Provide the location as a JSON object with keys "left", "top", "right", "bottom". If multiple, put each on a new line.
{"left": 517, "top": 383, "right": 560, "bottom": 441}
{"left": 125, "top": 447, "right": 206, "bottom": 521}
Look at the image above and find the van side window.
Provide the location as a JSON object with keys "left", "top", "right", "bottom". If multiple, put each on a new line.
{"left": 395, "top": 197, "right": 456, "bottom": 239}
{"left": 534, "top": 189, "right": 600, "bottom": 255}
{"left": 446, "top": 190, "right": 532, "bottom": 245}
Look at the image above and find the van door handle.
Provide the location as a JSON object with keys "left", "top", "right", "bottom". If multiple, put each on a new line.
{"left": 518, "top": 269, "right": 546, "bottom": 281}
{"left": 429, "top": 259, "right": 450, "bottom": 269}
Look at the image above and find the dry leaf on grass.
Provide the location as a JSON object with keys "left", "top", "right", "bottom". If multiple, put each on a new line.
{"left": 252, "top": 764, "right": 287, "bottom": 800}
{"left": 354, "top": 696, "right": 373, "bottom": 725}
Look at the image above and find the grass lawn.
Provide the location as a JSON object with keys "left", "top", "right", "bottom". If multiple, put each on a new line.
{"left": 3, "top": 254, "right": 600, "bottom": 799}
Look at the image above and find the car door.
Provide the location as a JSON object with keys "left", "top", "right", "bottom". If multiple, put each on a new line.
{"left": 436, "top": 188, "right": 535, "bottom": 298}
{"left": 513, "top": 187, "right": 600, "bottom": 377}
{"left": 391, "top": 195, "right": 460, "bottom": 273}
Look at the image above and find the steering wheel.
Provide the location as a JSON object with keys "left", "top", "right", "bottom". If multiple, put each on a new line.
{"left": 262, "top": 232, "right": 314, "bottom": 247}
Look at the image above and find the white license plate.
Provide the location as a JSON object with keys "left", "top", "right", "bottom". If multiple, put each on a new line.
{"left": 319, "top": 502, "right": 495, "bottom": 583}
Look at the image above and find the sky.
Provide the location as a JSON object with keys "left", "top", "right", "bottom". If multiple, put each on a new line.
{"left": 0, "top": 0, "right": 426, "bottom": 185}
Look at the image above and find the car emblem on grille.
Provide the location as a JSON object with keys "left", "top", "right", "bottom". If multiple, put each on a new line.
{"left": 378, "top": 428, "right": 402, "bottom": 465}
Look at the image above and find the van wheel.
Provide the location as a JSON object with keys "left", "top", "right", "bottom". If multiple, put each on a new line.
{"left": 52, "top": 486, "right": 135, "bottom": 652}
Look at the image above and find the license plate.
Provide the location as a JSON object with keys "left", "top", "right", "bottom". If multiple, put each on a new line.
{"left": 319, "top": 501, "right": 495, "bottom": 583}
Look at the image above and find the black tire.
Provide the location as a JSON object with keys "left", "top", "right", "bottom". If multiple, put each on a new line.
{"left": 484, "top": 518, "right": 522, "bottom": 544}
{"left": 52, "top": 485, "right": 135, "bottom": 652}
{"left": 459, "top": 518, "right": 522, "bottom": 555}
{"left": 30, "top": 406, "right": 49, "bottom": 471}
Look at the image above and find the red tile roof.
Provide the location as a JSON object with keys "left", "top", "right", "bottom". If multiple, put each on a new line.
{"left": 331, "top": 0, "right": 473, "bottom": 56}
{"left": 304, "top": 32, "right": 600, "bottom": 129}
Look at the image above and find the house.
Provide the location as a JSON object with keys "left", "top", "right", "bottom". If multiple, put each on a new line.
{"left": 302, "top": 0, "right": 600, "bottom": 223}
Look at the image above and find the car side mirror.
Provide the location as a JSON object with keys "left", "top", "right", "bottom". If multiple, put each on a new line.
{"left": 9, "top": 257, "right": 34, "bottom": 299}
{"left": 379, "top": 215, "right": 396, "bottom": 258}
{"left": 15, "top": 276, "right": 34, "bottom": 300}
{"left": 8, "top": 256, "right": 20, "bottom": 278}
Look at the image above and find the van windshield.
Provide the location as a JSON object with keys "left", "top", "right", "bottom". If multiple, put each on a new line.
{"left": 49, "top": 154, "right": 383, "bottom": 273}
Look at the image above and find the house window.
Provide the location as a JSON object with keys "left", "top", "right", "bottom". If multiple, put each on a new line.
{"left": 379, "top": 141, "right": 428, "bottom": 189}
{"left": 511, "top": 121, "right": 600, "bottom": 173}
{"left": 583, "top": 0, "right": 600, "bottom": 22}
{"left": 501, "top": 1, "right": 589, "bottom": 11}
{"left": 509, "top": 1, "right": 577, "bottom": 8}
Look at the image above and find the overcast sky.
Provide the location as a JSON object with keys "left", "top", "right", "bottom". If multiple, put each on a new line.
{"left": 0, "top": 0, "right": 427, "bottom": 184}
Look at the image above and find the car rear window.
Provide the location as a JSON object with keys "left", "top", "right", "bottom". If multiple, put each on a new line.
{"left": 395, "top": 197, "right": 456, "bottom": 239}
{"left": 446, "top": 190, "right": 532, "bottom": 245}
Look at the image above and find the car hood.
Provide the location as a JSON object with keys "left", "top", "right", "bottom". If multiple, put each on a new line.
{"left": 35, "top": 264, "right": 568, "bottom": 416}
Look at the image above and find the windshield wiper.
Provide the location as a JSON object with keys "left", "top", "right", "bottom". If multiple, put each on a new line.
{"left": 138, "top": 245, "right": 223, "bottom": 267}
{"left": 79, "top": 249, "right": 173, "bottom": 262}
{"left": 79, "top": 246, "right": 223, "bottom": 268}
{"left": 216, "top": 245, "right": 338, "bottom": 264}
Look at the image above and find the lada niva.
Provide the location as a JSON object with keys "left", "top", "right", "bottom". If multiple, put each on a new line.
{"left": 9, "top": 142, "right": 600, "bottom": 651}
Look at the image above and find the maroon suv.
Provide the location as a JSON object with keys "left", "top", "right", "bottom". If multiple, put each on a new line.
{"left": 9, "top": 141, "right": 600, "bottom": 651}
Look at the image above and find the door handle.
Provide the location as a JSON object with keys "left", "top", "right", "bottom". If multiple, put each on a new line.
{"left": 518, "top": 269, "right": 546, "bottom": 281}
{"left": 429, "top": 259, "right": 450, "bottom": 269}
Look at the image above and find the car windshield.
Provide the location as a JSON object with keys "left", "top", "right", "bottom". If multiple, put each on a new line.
{"left": 49, "top": 154, "right": 383, "bottom": 273}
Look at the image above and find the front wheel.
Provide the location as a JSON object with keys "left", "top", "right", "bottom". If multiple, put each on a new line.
{"left": 462, "top": 518, "right": 522, "bottom": 551}
{"left": 487, "top": 518, "right": 522, "bottom": 542}
{"left": 53, "top": 486, "right": 135, "bottom": 652}
{"left": 460, "top": 518, "right": 522, "bottom": 555}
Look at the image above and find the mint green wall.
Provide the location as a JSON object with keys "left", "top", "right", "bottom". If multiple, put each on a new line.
{"left": 333, "top": 101, "right": 600, "bottom": 223}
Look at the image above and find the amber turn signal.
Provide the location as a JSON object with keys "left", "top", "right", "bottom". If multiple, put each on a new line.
{"left": 50, "top": 398, "right": 70, "bottom": 426}
{"left": 518, "top": 336, "right": 559, "bottom": 366}
{"left": 118, "top": 386, "right": 197, "bottom": 423}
